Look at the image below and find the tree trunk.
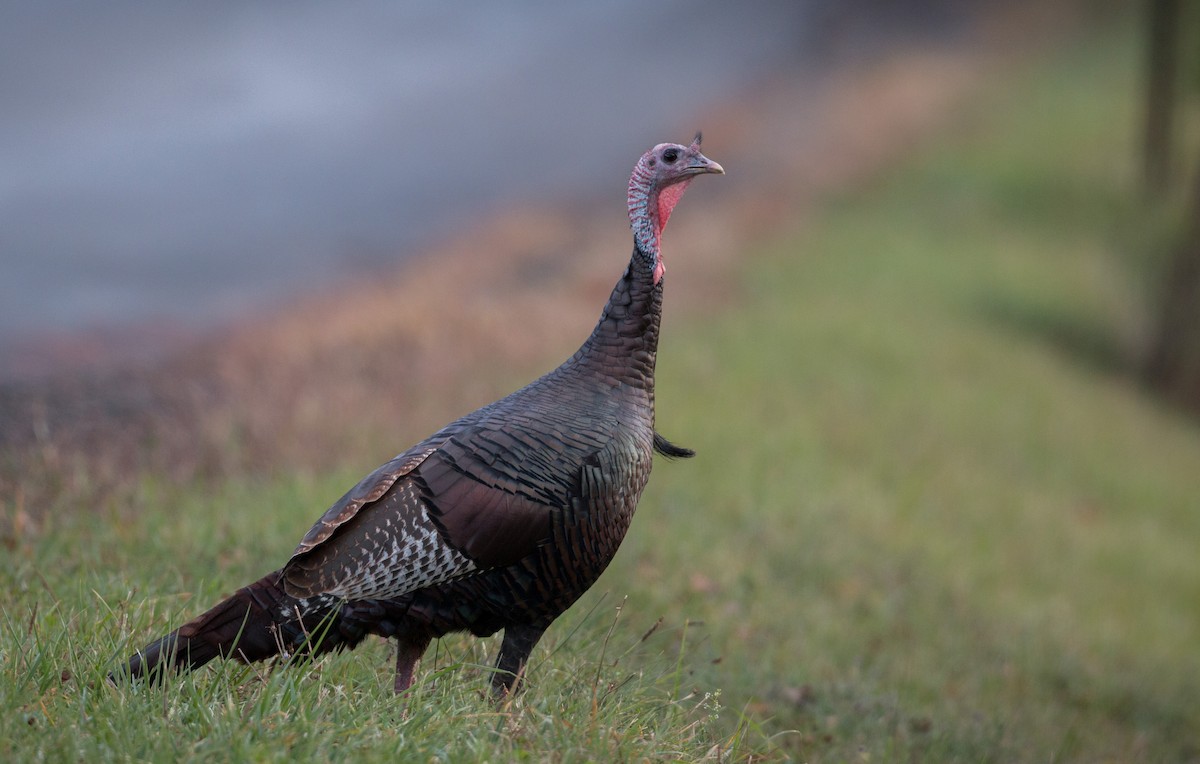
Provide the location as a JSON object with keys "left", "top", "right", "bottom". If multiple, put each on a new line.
{"left": 1143, "top": 0, "right": 1181, "bottom": 194}
{"left": 1146, "top": 167, "right": 1200, "bottom": 413}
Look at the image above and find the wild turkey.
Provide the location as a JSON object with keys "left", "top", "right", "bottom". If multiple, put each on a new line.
{"left": 116, "top": 134, "right": 723, "bottom": 696}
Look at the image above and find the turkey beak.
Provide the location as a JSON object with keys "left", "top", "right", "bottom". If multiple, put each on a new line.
{"left": 687, "top": 153, "right": 724, "bottom": 176}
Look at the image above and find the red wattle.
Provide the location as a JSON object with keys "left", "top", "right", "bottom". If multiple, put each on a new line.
{"left": 655, "top": 179, "right": 692, "bottom": 234}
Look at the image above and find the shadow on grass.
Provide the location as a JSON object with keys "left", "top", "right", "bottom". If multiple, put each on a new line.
{"left": 974, "top": 292, "right": 1132, "bottom": 377}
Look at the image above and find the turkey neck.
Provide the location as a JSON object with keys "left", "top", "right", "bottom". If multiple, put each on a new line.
{"left": 569, "top": 246, "right": 662, "bottom": 393}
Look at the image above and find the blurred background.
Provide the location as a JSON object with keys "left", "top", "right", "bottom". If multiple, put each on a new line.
{"left": 1, "top": 0, "right": 989, "bottom": 377}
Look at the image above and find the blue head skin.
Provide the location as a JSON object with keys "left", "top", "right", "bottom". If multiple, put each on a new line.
{"left": 627, "top": 133, "right": 724, "bottom": 283}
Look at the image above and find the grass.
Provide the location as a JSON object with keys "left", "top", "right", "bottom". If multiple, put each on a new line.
{"left": 3, "top": 474, "right": 742, "bottom": 761}
{"left": 4, "top": 15, "right": 1200, "bottom": 763}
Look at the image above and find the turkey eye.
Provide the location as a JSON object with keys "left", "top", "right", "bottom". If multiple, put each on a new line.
{"left": 662, "top": 149, "right": 679, "bottom": 163}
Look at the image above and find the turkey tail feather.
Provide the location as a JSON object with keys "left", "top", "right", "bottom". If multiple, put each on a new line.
{"left": 115, "top": 570, "right": 353, "bottom": 684}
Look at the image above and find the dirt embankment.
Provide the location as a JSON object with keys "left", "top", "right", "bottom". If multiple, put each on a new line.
{"left": 0, "top": 2, "right": 1084, "bottom": 525}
